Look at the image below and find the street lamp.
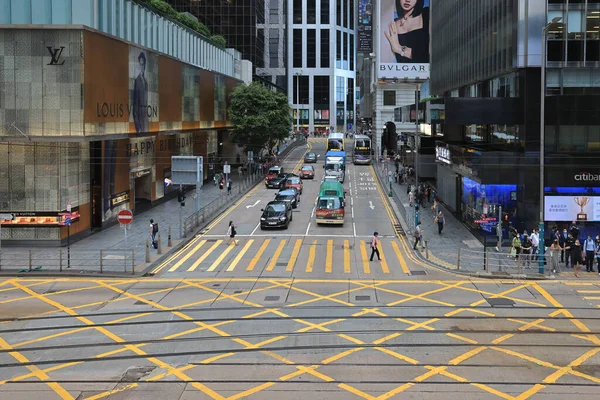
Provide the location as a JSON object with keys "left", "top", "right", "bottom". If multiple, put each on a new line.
{"left": 539, "top": 16, "right": 562, "bottom": 274}
{"left": 295, "top": 72, "right": 301, "bottom": 136}
{"left": 415, "top": 83, "right": 421, "bottom": 227}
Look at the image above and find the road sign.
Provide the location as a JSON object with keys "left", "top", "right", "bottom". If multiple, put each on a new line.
{"left": 247, "top": 151, "right": 254, "bottom": 163}
{"left": 118, "top": 209, "right": 134, "bottom": 225}
{"left": 64, "top": 217, "right": 72, "bottom": 226}
{"left": 348, "top": 123, "right": 353, "bottom": 130}
{"left": 171, "top": 156, "right": 203, "bottom": 186}
{"left": 0, "top": 213, "right": 13, "bottom": 221}
{"left": 66, "top": 202, "right": 71, "bottom": 212}
{"left": 224, "top": 164, "right": 231, "bottom": 174}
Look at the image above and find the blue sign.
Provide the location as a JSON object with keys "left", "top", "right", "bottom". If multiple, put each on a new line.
{"left": 64, "top": 217, "right": 72, "bottom": 226}
{"left": 347, "top": 123, "right": 353, "bottom": 130}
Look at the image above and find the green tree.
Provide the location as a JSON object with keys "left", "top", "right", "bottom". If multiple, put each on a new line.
{"left": 229, "top": 82, "right": 292, "bottom": 156}
{"left": 210, "top": 35, "right": 227, "bottom": 48}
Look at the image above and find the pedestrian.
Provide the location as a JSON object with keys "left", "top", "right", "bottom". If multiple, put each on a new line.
{"left": 408, "top": 190, "right": 414, "bottom": 207}
{"left": 521, "top": 234, "right": 532, "bottom": 266}
{"left": 219, "top": 178, "right": 224, "bottom": 195}
{"left": 150, "top": 219, "right": 158, "bottom": 249}
{"left": 226, "top": 221, "right": 237, "bottom": 246}
{"left": 570, "top": 222, "right": 580, "bottom": 240}
{"left": 583, "top": 234, "right": 596, "bottom": 272}
{"left": 238, "top": 165, "right": 242, "bottom": 177}
{"left": 530, "top": 228, "right": 540, "bottom": 263}
{"left": 565, "top": 233, "right": 575, "bottom": 267}
{"left": 370, "top": 232, "right": 381, "bottom": 261}
{"left": 435, "top": 210, "right": 445, "bottom": 234}
{"left": 227, "top": 178, "right": 232, "bottom": 195}
{"left": 567, "top": 239, "right": 584, "bottom": 277}
{"left": 559, "top": 228, "right": 568, "bottom": 263}
{"left": 426, "top": 186, "right": 432, "bottom": 204}
{"left": 550, "top": 238, "right": 562, "bottom": 274}
{"left": 510, "top": 233, "right": 521, "bottom": 260}
{"left": 413, "top": 222, "right": 423, "bottom": 250}
{"left": 495, "top": 222, "right": 503, "bottom": 252}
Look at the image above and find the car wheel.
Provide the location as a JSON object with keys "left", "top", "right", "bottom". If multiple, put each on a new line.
{"left": 290, "top": 213, "right": 293, "bottom": 221}
{"left": 285, "top": 221, "right": 290, "bottom": 229}
{"left": 260, "top": 225, "right": 265, "bottom": 230}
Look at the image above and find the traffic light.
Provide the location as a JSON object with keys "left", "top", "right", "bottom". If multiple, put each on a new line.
{"left": 178, "top": 189, "right": 186, "bottom": 206}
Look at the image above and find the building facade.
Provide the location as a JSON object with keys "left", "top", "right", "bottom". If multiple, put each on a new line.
{"left": 431, "top": 0, "right": 600, "bottom": 237}
{"left": 0, "top": 0, "right": 245, "bottom": 245}
{"left": 288, "top": 0, "right": 357, "bottom": 134}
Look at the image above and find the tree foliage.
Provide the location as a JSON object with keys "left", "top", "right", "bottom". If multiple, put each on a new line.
{"left": 229, "top": 83, "right": 292, "bottom": 155}
{"left": 210, "top": 35, "right": 227, "bottom": 48}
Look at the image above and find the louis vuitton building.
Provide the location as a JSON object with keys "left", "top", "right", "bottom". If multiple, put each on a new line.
{"left": 0, "top": 0, "right": 244, "bottom": 245}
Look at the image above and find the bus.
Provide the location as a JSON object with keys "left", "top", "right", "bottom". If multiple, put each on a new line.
{"left": 352, "top": 135, "right": 371, "bottom": 165}
{"left": 315, "top": 181, "right": 346, "bottom": 225}
{"left": 327, "top": 132, "right": 345, "bottom": 152}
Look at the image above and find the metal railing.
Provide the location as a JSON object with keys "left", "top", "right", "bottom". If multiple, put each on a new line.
{"left": 0, "top": 249, "right": 135, "bottom": 274}
{"left": 456, "top": 247, "right": 552, "bottom": 275}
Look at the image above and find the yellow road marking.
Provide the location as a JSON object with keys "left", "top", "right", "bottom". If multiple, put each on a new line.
{"left": 286, "top": 239, "right": 303, "bottom": 271}
{"left": 577, "top": 290, "right": 600, "bottom": 293}
{"left": 207, "top": 242, "right": 236, "bottom": 272}
{"left": 306, "top": 240, "right": 317, "bottom": 272}
{"left": 266, "top": 239, "right": 287, "bottom": 271}
{"left": 446, "top": 333, "right": 479, "bottom": 344}
{"left": 343, "top": 240, "right": 351, "bottom": 273}
{"left": 247, "top": 239, "right": 270, "bottom": 271}
{"left": 168, "top": 240, "right": 207, "bottom": 272}
{"left": 326, "top": 239, "right": 333, "bottom": 273}
{"left": 84, "top": 383, "right": 139, "bottom": 400}
{"left": 0, "top": 336, "right": 75, "bottom": 400}
{"left": 226, "top": 240, "right": 254, "bottom": 271}
{"left": 360, "top": 240, "right": 370, "bottom": 273}
{"left": 449, "top": 346, "right": 487, "bottom": 365}
{"left": 391, "top": 240, "right": 410, "bottom": 274}
{"left": 378, "top": 245, "right": 390, "bottom": 274}
{"left": 187, "top": 240, "right": 222, "bottom": 272}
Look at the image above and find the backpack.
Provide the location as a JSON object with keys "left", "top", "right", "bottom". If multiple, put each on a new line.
{"left": 152, "top": 223, "right": 158, "bottom": 234}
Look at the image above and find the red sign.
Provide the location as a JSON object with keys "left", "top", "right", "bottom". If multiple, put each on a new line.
{"left": 118, "top": 209, "right": 133, "bottom": 225}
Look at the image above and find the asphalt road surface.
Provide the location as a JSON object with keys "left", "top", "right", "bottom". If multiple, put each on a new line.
{"left": 150, "top": 139, "right": 441, "bottom": 280}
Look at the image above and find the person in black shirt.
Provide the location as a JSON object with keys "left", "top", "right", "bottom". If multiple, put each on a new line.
{"left": 570, "top": 222, "right": 580, "bottom": 240}
{"left": 566, "top": 239, "right": 584, "bottom": 278}
{"left": 564, "top": 234, "right": 575, "bottom": 268}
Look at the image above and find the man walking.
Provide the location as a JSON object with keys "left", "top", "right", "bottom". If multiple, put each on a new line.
{"left": 150, "top": 219, "right": 158, "bottom": 249}
{"left": 531, "top": 228, "right": 540, "bottom": 262}
{"left": 435, "top": 210, "right": 445, "bottom": 234}
{"left": 413, "top": 222, "right": 423, "bottom": 250}
{"left": 565, "top": 233, "right": 575, "bottom": 268}
{"left": 370, "top": 232, "right": 381, "bottom": 261}
{"left": 584, "top": 234, "right": 596, "bottom": 272}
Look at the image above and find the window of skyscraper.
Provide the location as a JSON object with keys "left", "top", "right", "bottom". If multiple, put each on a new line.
{"left": 293, "top": 29, "right": 302, "bottom": 67}
{"left": 349, "top": 0, "right": 354, "bottom": 29}
{"left": 343, "top": 0, "right": 348, "bottom": 28}
{"left": 321, "top": 0, "right": 330, "bottom": 24}
{"left": 314, "top": 76, "right": 330, "bottom": 106}
{"left": 269, "top": 0, "right": 278, "bottom": 23}
{"left": 343, "top": 32, "right": 348, "bottom": 69}
{"left": 308, "top": 0, "right": 316, "bottom": 24}
{"left": 336, "top": 0, "right": 342, "bottom": 26}
{"left": 307, "top": 30, "right": 316, "bottom": 67}
{"left": 293, "top": 0, "right": 302, "bottom": 23}
{"left": 270, "top": 29, "right": 279, "bottom": 68}
{"left": 321, "top": 29, "right": 330, "bottom": 67}
{"left": 349, "top": 34, "right": 354, "bottom": 70}
{"left": 336, "top": 30, "right": 342, "bottom": 68}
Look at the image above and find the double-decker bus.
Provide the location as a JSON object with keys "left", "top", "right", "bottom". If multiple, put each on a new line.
{"left": 327, "top": 132, "right": 345, "bottom": 152}
{"left": 352, "top": 135, "right": 372, "bottom": 164}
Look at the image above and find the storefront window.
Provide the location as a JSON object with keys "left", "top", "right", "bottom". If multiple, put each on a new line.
{"left": 462, "top": 177, "right": 517, "bottom": 232}
{"left": 490, "top": 124, "right": 519, "bottom": 145}
{"left": 464, "top": 124, "right": 487, "bottom": 142}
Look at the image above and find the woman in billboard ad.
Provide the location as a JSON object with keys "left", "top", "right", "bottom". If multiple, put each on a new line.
{"left": 380, "top": 0, "right": 430, "bottom": 79}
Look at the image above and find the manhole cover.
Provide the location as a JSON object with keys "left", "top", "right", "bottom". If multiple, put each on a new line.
{"left": 264, "top": 296, "right": 280, "bottom": 301}
{"left": 212, "top": 284, "right": 221, "bottom": 287}
{"left": 486, "top": 298, "right": 515, "bottom": 307}
{"left": 411, "top": 271, "right": 427, "bottom": 275}
{"left": 234, "top": 290, "right": 243, "bottom": 294}
{"left": 355, "top": 295, "right": 371, "bottom": 301}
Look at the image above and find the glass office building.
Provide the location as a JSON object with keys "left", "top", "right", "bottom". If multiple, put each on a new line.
{"left": 431, "top": 0, "right": 600, "bottom": 235}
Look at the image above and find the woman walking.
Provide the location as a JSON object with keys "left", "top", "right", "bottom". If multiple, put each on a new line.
{"left": 226, "top": 221, "right": 237, "bottom": 246}
{"left": 549, "top": 239, "right": 562, "bottom": 274}
{"left": 435, "top": 210, "right": 445, "bottom": 235}
{"left": 567, "top": 239, "right": 584, "bottom": 278}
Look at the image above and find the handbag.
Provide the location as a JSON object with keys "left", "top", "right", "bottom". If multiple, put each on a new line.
{"left": 509, "top": 247, "right": 516, "bottom": 257}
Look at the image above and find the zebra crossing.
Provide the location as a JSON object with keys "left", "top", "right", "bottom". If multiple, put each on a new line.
{"left": 154, "top": 237, "right": 416, "bottom": 276}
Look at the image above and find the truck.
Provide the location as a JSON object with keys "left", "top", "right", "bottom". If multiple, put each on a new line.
{"left": 323, "top": 151, "right": 346, "bottom": 183}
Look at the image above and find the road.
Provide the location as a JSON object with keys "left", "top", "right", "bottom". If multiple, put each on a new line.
{"left": 1, "top": 140, "right": 600, "bottom": 399}
{"left": 150, "top": 139, "right": 440, "bottom": 279}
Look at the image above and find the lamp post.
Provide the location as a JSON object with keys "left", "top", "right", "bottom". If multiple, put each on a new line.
{"left": 415, "top": 83, "right": 421, "bottom": 227}
{"left": 539, "top": 16, "right": 562, "bottom": 274}
{"left": 295, "top": 73, "right": 300, "bottom": 136}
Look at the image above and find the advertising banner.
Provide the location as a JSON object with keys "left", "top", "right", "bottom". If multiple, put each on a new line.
{"left": 544, "top": 196, "right": 600, "bottom": 222}
{"left": 378, "top": 0, "right": 430, "bottom": 80}
{"left": 358, "top": 0, "right": 373, "bottom": 52}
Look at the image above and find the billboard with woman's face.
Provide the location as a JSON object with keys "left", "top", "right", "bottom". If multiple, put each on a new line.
{"left": 378, "top": 0, "right": 430, "bottom": 80}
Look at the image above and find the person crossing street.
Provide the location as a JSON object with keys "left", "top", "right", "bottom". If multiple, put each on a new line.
{"left": 370, "top": 232, "right": 381, "bottom": 261}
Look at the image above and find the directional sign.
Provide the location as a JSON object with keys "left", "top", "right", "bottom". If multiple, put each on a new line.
{"left": 0, "top": 213, "right": 13, "bottom": 221}
{"left": 348, "top": 123, "right": 353, "bottom": 130}
{"left": 66, "top": 202, "right": 72, "bottom": 212}
{"left": 224, "top": 164, "right": 231, "bottom": 174}
{"left": 118, "top": 209, "right": 134, "bottom": 225}
{"left": 63, "top": 217, "right": 72, "bottom": 226}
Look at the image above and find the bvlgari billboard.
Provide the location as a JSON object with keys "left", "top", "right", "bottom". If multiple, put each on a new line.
{"left": 378, "top": 0, "right": 430, "bottom": 80}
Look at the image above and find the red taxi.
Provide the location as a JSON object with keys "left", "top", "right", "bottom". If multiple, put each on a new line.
{"left": 300, "top": 165, "right": 315, "bottom": 179}
{"left": 285, "top": 176, "right": 303, "bottom": 194}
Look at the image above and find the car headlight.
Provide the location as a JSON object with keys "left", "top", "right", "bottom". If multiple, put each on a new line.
{"left": 260, "top": 217, "right": 266, "bottom": 221}
{"left": 279, "top": 216, "right": 287, "bottom": 221}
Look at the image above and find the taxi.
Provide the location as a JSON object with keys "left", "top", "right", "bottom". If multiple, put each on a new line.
{"left": 300, "top": 165, "right": 315, "bottom": 179}
{"left": 285, "top": 176, "right": 303, "bottom": 194}
{"left": 265, "top": 166, "right": 282, "bottom": 182}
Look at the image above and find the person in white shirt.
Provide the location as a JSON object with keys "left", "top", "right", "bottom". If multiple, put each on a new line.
{"left": 530, "top": 228, "right": 540, "bottom": 262}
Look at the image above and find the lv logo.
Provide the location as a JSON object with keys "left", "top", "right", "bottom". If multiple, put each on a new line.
{"left": 46, "top": 46, "right": 65, "bottom": 65}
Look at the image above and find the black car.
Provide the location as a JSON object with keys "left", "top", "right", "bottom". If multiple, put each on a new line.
{"left": 304, "top": 152, "right": 317, "bottom": 163}
{"left": 260, "top": 201, "right": 293, "bottom": 229}
{"left": 275, "top": 189, "right": 300, "bottom": 209}
{"left": 266, "top": 173, "right": 296, "bottom": 189}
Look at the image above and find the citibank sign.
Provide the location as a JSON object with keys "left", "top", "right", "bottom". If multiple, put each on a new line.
{"left": 575, "top": 173, "right": 600, "bottom": 182}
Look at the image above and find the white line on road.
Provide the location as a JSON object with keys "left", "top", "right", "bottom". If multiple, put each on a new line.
{"left": 351, "top": 206, "right": 354, "bottom": 219}
{"left": 246, "top": 200, "right": 261, "bottom": 209}
{"left": 305, "top": 222, "right": 311, "bottom": 236}
{"left": 250, "top": 222, "right": 261, "bottom": 235}
{"left": 353, "top": 223, "right": 357, "bottom": 237}
{"left": 310, "top": 205, "right": 316, "bottom": 218}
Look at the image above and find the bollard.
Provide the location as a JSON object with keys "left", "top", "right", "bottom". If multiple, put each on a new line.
{"left": 157, "top": 233, "right": 162, "bottom": 255}
{"left": 183, "top": 220, "right": 187, "bottom": 238}
{"left": 168, "top": 225, "right": 172, "bottom": 247}
{"left": 59, "top": 250, "right": 62, "bottom": 272}
{"left": 485, "top": 250, "right": 489, "bottom": 271}
{"left": 100, "top": 250, "right": 103, "bottom": 273}
{"left": 131, "top": 250, "right": 135, "bottom": 275}
{"left": 425, "top": 241, "right": 429, "bottom": 259}
{"left": 29, "top": 250, "right": 32, "bottom": 271}
{"left": 457, "top": 248, "right": 461, "bottom": 270}
{"left": 145, "top": 239, "right": 151, "bottom": 263}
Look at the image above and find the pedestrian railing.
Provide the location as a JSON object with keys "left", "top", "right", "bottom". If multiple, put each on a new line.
{"left": 456, "top": 247, "right": 553, "bottom": 275}
{"left": 0, "top": 249, "right": 135, "bottom": 274}
{"left": 181, "top": 172, "right": 264, "bottom": 238}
